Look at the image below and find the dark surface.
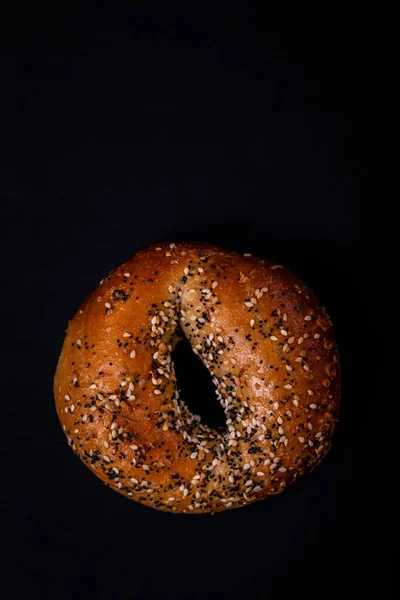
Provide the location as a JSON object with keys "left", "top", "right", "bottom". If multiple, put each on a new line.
{"left": 1, "top": 6, "right": 394, "bottom": 599}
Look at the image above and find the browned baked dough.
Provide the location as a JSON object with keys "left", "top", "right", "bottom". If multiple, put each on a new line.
{"left": 54, "top": 242, "right": 340, "bottom": 513}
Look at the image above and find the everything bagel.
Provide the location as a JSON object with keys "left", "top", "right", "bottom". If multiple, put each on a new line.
{"left": 54, "top": 242, "right": 340, "bottom": 513}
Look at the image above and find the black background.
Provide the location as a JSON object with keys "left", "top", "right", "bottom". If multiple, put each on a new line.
{"left": 1, "top": 5, "right": 395, "bottom": 599}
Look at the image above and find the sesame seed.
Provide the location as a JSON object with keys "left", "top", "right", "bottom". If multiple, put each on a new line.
{"left": 154, "top": 389, "right": 161, "bottom": 395}
{"left": 288, "top": 336, "right": 295, "bottom": 344}
{"left": 280, "top": 329, "right": 288, "bottom": 336}
{"left": 130, "top": 350, "right": 136, "bottom": 359}
{"left": 124, "top": 272, "right": 130, "bottom": 277}
{"left": 105, "top": 302, "right": 111, "bottom": 309}
{"left": 305, "top": 315, "right": 312, "bottom": 321}
{"left": 245, "top": 301, "right": 253, "bottom": 308}
{"left": 250, "top": 319, "right": 255, "bottom": 327}
{"left": 270, "top": 335, "right": 278, "bottom": 341}
{"left": 123, "top": 332, "right": 131, "bottom": 337}
{"left": 64, "top": 395, "right": 70, "bottom": 401}
{"left": 309, "top": 403, "right": 317, "bottom": 409}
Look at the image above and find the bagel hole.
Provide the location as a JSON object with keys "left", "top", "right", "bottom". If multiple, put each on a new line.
{"left": 172, "top": 337, "right": 226, "bottom": 431}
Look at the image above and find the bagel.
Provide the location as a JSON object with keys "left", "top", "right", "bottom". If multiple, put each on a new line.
{"left": 54, "top": 242, "right": 340, "bottom": 513}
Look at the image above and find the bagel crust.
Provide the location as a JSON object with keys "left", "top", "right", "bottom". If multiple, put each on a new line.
{"left": 54, "top": 242, "right": 340, "bottom": 514}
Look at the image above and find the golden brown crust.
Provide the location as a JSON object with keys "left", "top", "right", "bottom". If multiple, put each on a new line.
{"left": 54, "top": 242, "right": 340, "bottom": 513}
